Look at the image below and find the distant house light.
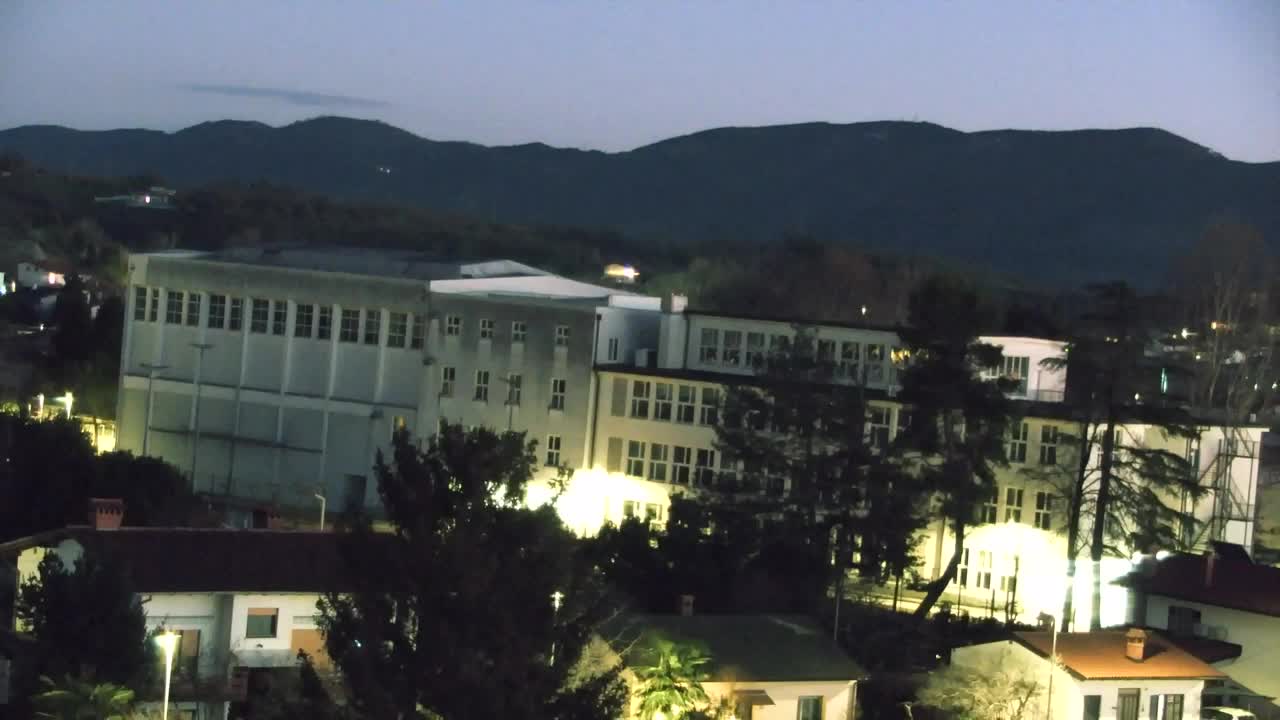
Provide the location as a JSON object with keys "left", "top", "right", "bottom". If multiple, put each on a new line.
{"left": 603, "top": 264, "right": 638, "bottom": 283}
{"left": 143, "top": 195, "right": 151, "bottom": 204}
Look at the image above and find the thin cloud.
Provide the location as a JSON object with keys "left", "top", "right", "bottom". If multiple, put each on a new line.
{"left": 183, "top": 84, "right": 389, "bottom": 109}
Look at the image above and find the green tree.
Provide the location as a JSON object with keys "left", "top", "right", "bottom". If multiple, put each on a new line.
{"left": 897, "top": 276, "right": 1015, "bottom": 620}
{"left": 634, "top": 642, "right": 711, "bottom": 720}
{"left": 917, "top": 649, "right": 1044, "bottom": 720}
{"left": 317, "top": 425, "right": 627, "bottom": 720}
{"left": 32, "top": 676, "right": 137, "bottom": 720}
{"left": 0, "top": 414, "right": 98, "bottom": 542}
{"left": 15, "top": 547, "right": 154, "bottom": 713}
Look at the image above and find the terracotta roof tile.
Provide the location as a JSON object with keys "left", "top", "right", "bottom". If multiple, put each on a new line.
{"left": 1015, "top": 630, "right": 1226, "bottom": 681}
{"left": 1116, "top": 552, "right": 1280, "bottom": 618}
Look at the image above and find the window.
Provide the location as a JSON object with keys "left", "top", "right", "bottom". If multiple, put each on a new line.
{"left": 546, "top": 435, "right": 562, "bottom": 466}
{"left": 649, "top": 443, "right": 669, "bottom": 482}
{"left": 653, "top": 383, "right": 673, "bottom": 421}
{"left": 480, "top": 318, "right": 494, "bottom": 339}
{"left": 746, "top": 332, "right": 765, "bottom": 367}
{"left": 391, "top": 415, "right": 407, "bottom": 440}
{"left": 1039, "top": 425, "right": 1059, "bottom": 465}
{"left": 208, "top": 294, "right": 226, "bottom": 329}
{"left": 958, "top": 548, "right": 970, "bottom": 587}
{"left": 550, "top": 378, "right": 566, "bottom": 410}
{"left": 1167, "top": 606, "right": 1201, "bottom": 635}
{"left": 245, "top": 608, "right": 279, "bottom": 639}
{"left": 251, "top": 298, "right": 269, "bottom": 333}
{"left": 363, "top": 309, "right": 380, "bottom": 345}
{"left": 623, "top": 501, "right": 638, "bottom": 519}
{"left": 511, "top": 320, "right": 526, "bottom": 343}
{"left": 1034, "top": 492, "right": 1052, "bottom": 529}
{"left": 699, "top": 387, "right": 719, "bottom": 426}
{"left": 387, "top": 312, "right": 407, "bottom": 347}
{"left": 317, "top": 306, "right": 332, "bottom": 340}
{"left": 676, "top": 385, "right": 696, "bottom": 423}
{"left": 339, "top": 309, "right": 360, "bottom": 342}
{"left": 1117, "top": 689, "right": 1139, "bottom": 720}
{"left": 410, "top": 314, "right": 425, "bottom": 349}
{"left": 185, "top": 292, "right": 201, "bottom": 326}
{"left": 1004, "top": 487, "right": 1024, "bottom": 523}
{"left": 867, "top": 406, "right": 890, "bottom": 450}
{"left": 441, "top": 366, "right": 456, "bottom": 397}
{"left": 626, "top": 441, "right": 646, "bottom": 477}
{"left": 295, "top": 304, "right": 314, "bottom": 338}
{"left": 474, "top": 370, "right": 489, "bottom": 402}
{"left": 272, "top": 300, "right": 286, "bottom": 335}
{"left": 695, "top": 449, "right": 717, "bottom": 486}
{"left": 228, "top": 297, "right": 242, "bottom": 330}
{"left": 166, "top": 290, "right": 184, "bottom": 324}
{"left": 976, "top": 550, "right": 992, "bottom": 589}
{"left": 723, "top": 330, "right": 742, "bottom": 365}
{"left": 1158, "top": 694, "right": 1184, "bottom": 720}
{"left": 133, "top": 287, "right": 147, "bottom": 320}
{"left": 1000, "top": 557, "right": 1019, "bottom": 594}
{"left": 817, "top": 339, "right": 836, "bottom": 364}
{"left": 981, "top": 486, "right": 998, "bottom": 523}
{"left": 555, "top": 324, "right": 570, "bottom": 348}
{"left": 672, "top": 446, "right": 692, "bottom": 485}
{"left": 699, "top": 328, "right": 720, "bottom": 363}
{"left": 1083, "top": 695, "right": 1101, "bottom": 720}
{"left": 997, "top": 355, "right": 1031, "bottom": 395}
{"left": 506, "top": 373, "right": 522, "bottom": 405}
{"left": 865, "top": 344, "right": 885, "bottom": 381}
{"left": 446, "top": 315, "right": 462, "bottom": 336}
{"left": 631, "top": 381, "right": 651, "bottom": 419}
{"left": 770, "top": 334, "right": 790, "bottom": 356}
{"left": 797, "top": 696, "right": 823, "bottom": 720}
{"left": 608, "top": 337, "right": 619, "bottom": 362}
{"left": 645, "top": 503, "right": 662, "bottom": 522}
{"left": 896, "top": 408, "right": 913, "bottom": 439}
{"left": 1008, "top": 422, "right": 1028, "bottom": 463}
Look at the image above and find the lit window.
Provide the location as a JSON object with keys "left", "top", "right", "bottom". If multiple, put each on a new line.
{"left": 695, "top": 448, "right": 716, "bottom": 486}
{"left": 672, "top": 446, "right": 692, "bottom": 485}
{"left": 797, "top": 696, "right": 823, "bottom": 720}
{"left": 1008, "top": 422, "right": 1029, "bottom": 463}
{"left": 699, "top": 328, "right": 720, "bottom": 363}
{"left": 295, "top": 304, "right": 314, "bottom": 338}
{"left": 391, "top": 415, "right": 407, "bottom": 440}
{"left": 698, "top": 387, "right": 719, "bottom": 426}
{"left": 676, "top": 385, "right": 696, "bottom": 424}
{"left": 363, "top": 309, "right": 380, "bottom": 345}
{"left": 148, "top": 288, "right": 160, "bottom": 322}
{"left": 185, "top": 293, "right": 201, "bottom": 326}
{"left": 166, "top": 291, "right": 184, "bottom": 324}
{"left": 1004, "top": 487, "right": 1024, "bottom": 523}
{"left": 446, "top": 315, "right": 462, "bottom": 336}
{"left": 245, "top": 608, "right": 279, "bottom": 639}
{"left": 608, "top": 337, "right": 619, "bottom": 362}
{"left": 653, "top": 383, "right": 673, "bottom": 421}
{"left": 550, "top": 378, "right": 566, "bottom": 410}
{"left": 272, "top": 300, "right": 286, "bottom": 335}
{"left": 976, "top": 551, "right": 993, "bottom": 589}
{"left": 1034, "top": 492, "right": 1053, "bottom": 530}
{"left": 1040, "top": 425, "right": 1059, "bottom": 465}
{"left": 982, "top": 486, "right": 998, "bottom": 523}
{"left": 208, "top": 294, "right": 226, "bottom": 329}
{"left": 133, "top": 286, "right": 147, "bottom": 321}
{"left": 546, "top": 435, "right": 562, "bottom": 466}
{"left": 250, "top": 298, "right": 269, "bottom": 333}
{"left": 626, "top": 441, "right": 646, "bottom": 478}
{"left": 555, "top": 325, "right": 570, "bottom": 348}
{"left": 339, "top": 309, "right": 359, "bottom": 343}
{"left": 506, "top": 374, "right": 521, "bottom": 405}
{"left": 480, "top": 318, "right": 494, "bottom": 339}
{"left": 645, "top": 503, "right": 662, "bottom": 522}
{"left": 723, "top": 331, "right": 742, "bottom": 365}
{"left": 648, "top": 443, "right": 669, "bottom": 482}
{"left": 440, "top": 366, "right": 455, "bottom": 397}
{"left": 317, "top": 306, "right": 332, "bottom": 340}
{"left": 228, "top": 297, "right": 242, "bottom": 331}
{"left": 387, "top": 312, "right": 407, "bottom": 348}
{"left": 511, "top": 320, "right": 527, "bottom": 343}
{"left": 474, "top": 370, "right": 489, "bottom": 402}
{"left": 410, "top": 314, "right": 425, "bottom": 349}
{"left": 630, "top": 381, "right": 651, "bottom": 419}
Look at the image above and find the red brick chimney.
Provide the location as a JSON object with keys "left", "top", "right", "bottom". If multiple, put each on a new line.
{"left": 88, "top": 498, "right": 125, "bottom": 530}
{"left": 1125, "top": 628, "right": 1148, "bottom": 662}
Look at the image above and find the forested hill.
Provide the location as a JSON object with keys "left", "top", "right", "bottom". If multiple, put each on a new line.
{"left": 2, "top": 117, "right": 1277, "bottom": 285}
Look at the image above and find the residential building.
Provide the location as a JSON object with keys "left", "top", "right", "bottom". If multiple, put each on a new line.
{"left": 599, "top": 611, "right": 864, "bottom": 720}
{"left": 15, "top": 261, "right": 65, "bottom": 290}
{"left": 115, "top": 247, "right": 659, "bottom": 523}
{"left": 1118, "top": 546, "right": 1280, "bottom": 718}
{"left": 952, "top": 628, "right": 1225, "bottom": 720}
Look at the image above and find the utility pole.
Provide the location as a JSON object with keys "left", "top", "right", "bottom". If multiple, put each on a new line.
{"left": 140, "top": 363, "right": 169, "bottom": 456}
{"left": 189, "top": 343, "right": 213, "bottom": 492}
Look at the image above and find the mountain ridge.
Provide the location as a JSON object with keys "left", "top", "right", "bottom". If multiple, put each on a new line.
{"left": 2, "top": 116, "right": 1276, "bottom": 286}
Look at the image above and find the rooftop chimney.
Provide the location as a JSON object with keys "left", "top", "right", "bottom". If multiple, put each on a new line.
{"left": 88, "top": 498, "right": 125, "bottom": 530}
{"left": 1125, "top": 628, "right": 1148, "bottom": 662}
{"left": 662, "top": 294, "right": 689, "bottom": 313}
{"left": 679, "top": 594, "right": 695, "bottom": 617}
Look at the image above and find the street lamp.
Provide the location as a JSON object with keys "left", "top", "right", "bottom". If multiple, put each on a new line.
{"left": 1042, "top": 613, "right": 1059, "bottom": 720}
{"left": 140, "top": 363, "right": 169, "bottom": 456}
{"left": 155, "top": 630, "right": 179, "bottom": 720}
{"left": 56, "top": 391, "right": 74, "bottom": 418}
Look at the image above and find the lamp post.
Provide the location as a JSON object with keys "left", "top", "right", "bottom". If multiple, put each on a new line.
{"left": 140, "top": 363, "right": 169, "bottom": 456}
{"left": 56, "top": 391, "right": 74, "bottom": 419}
{"left": 189, "top": 343, "right": 213, "bottom": 492}
{"left": 550, "top": 590, "right": 564, "bottom": 666}
{"left": 156, "top": 630, "right": 179, "bottom": 720}
{"left": 314, "top": 492, "right": 327, "bottom": 531}
{"left": 1043, "top": 613, "right": 1059, "bottom": 720}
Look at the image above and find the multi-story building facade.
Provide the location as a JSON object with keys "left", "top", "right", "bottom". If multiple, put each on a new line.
{"left": 116, "top": 248, "right": 660, "bottom": 522}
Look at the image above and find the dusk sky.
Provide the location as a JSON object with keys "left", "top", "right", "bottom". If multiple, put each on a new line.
{"left": 1, "top": 1, "right": 1277, "bottom": 162}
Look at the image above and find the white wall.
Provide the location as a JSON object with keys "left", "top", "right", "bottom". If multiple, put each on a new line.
{"left": 703, "top": 680, "right": 855, "bottom": 720}
{"left": 227, "top": 593, "right": 322, "bottom": 668}
{"left": 980, "top": 336, "right": 1067, "bottom": 401}
{"left": 1142, "top": 594, "right": 1280, "bottom": 703}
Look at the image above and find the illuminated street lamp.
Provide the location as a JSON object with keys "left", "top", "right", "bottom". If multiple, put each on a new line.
{"left": 56, "top": 391, "right": 74, "bottom": 418}
{"left": 156, "top": 630, "right": 180, "bottom": 720}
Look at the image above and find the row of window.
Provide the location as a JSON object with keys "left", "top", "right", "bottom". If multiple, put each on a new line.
{"left": 979, "top": 486, "right": 1054, "bottom": 529}
{"left": 133, "top": 287, "right": 427, "bottom": 349}
{"left": 623, "top": 380, "right": 721, "bottom": 426}
{"left": 607, "top": 437, "right": 730, "bottom": 487}
{"left": 444, "top": 314, "right": 571, "bottom": 349}
{"left": 440, "top": 367, "right": 568, "bottom": 410}
{"left": 1007, "top": 422, "right": 1061, "bottom": 465}
{"left": 695, "top": 326, "right": 892, "bottom": 381}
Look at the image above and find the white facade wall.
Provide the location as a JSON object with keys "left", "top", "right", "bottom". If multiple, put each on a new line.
{"left": 703, "top": 680, "right": 855, "bottom": 720}
{"left": 981, "top": 336, "right": 1068, "bottom": 401}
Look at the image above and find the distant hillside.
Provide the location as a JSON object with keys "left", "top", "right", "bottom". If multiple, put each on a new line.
{"left": 2, "top": 117, "right": 1277, "bottom": 285}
